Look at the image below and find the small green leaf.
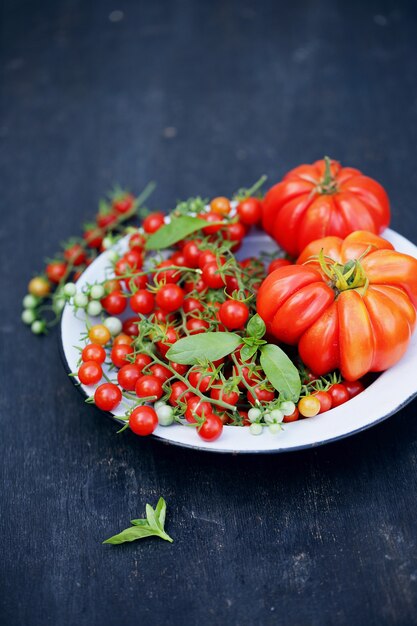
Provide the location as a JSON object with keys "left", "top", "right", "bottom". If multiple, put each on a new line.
{"left": 145, "top": 216, "right": 211, "bottom": 250}
{"left": 146, "top": 503, "right": 173, "bottom": 543}
{"left": 130, "top": 519, "right": 148, "bottom": 526}
{"left": 103, "top": 526, "right": 158, "bottom": 545}
{"left": 155, "top": 497, "right": 167, "bottom": 529}
{"left": 247, "top": 314, "right": 266, "bottom": 339}
{"left": 260, "top": 344, "right": 301, "bottom": 402}
{"left": 166, "top": 332, "right": 241, "bottom": 365}
{"left": 240, "top": 344, "right": 258, "bottom": 362}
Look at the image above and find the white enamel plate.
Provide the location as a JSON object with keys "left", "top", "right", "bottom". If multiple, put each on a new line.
{"left": 60, "top": 228, "right": 417, "bottom": 453}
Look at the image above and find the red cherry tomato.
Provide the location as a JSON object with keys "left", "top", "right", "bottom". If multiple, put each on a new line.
{"left": 188, "top": 367, "right": 215, "bottom": 392}
{"left": 185, "top": 317, "right": 210, "bottom": 334}
{"left": 268, "top": 258, "right": 292, "bottom": 274}
{"left": 113, "top": 193, "right": 134, "bottom": 214}
{"left": 201, "top": 211, "right": 224, "bottom": 235}
{"left": 155, "top": 284, "right": 184, "bottom": 312}
{"left": 283, "top": 408, "right": 300, "bottom": 423}
{"left": 82, "top": 343, "right": 106, "bottom": 364}
{"left": 313, "top": 390, "right": 333, "bottom": 413}
{"left": 113, "top": 333, "right": 133, "bottom": 346}
{"left": 198, "top": 250, "right": 217, "bottom": 269}
{"left": 169, "top": 381, "right": 193, "bottom": 406}
{"left": 247, "top": 386, "right": 275, "bottom": 404}
{"left": 219, "top": 300, "right": 249, "bottom": 330}
{"left": 198, "top": 413, "right": 224, "bottom": 441}
{"left": 210, "top": 387, "right": 240, "bottom": 405}
{"left": 122, "top": 317, "right": 140, "bottom": 337}
{"left": 101, "top": 291, "right": 127, "bottom": 315}
{"left": 201, "top": 261, "right": 225, "bottom": 289}
{"left": 129, "top": 406, "right": 158, "bottom": 436}
{"left": 185, "top": 396, "right": 213, "bottom": 423}
{"left": 154, "top": 259, "right": 181, "bottom": 284}
{"left": 129, "top": 232, "right": 146, "bottom": 249}
{"left": 184, "top": 278, "right": 208, "bottom": 294}
{"left": 183, "top": 297, "right": 204, "bottom": 314}
{"left": 83, "top": 228, "right": 103, "bottom": 249}
{"left": 170, "top": 361, "right": 189, "bottom": 376}
{"left": 143, "top": 212, "right": 165, "bottom": 234}
{"left": 117, "top": 364, "right": 142, "bottom": 391}
{"left": 94, "top": 383, "right": 122, "bottom": 411}
{"left": 130, "top": 289, "right": 155, "bottom": 315}
{"left": 78, "top": 360, "right": 103, "bottom": 385}
{"left": 183, "top": 240, "right": 202, "bottom": 267}
{"left": 237, "top": 197, "right": 262, "bottom": 225}
{"left": 343, "top": 379, "right": 365, "bottom": 398}
{"left": 64, "top": 243, "right": 86, "bottom": 266}
{"left": 135, "top": 375, "right": 163, "bottom": 400}
{"left": 46, "top": 261, "right": 67, "bottom": 284}
{"left": 329, "top": 383, "right": 350, "bottom": 407}
{"left": 111, "top": 343, "right": 134, "bottom": 368}
{"left": 223, "top": 222, "right": 245, "bottom": 242}
{"left": 149, "top": 363, "right": 172, "bottom": 382}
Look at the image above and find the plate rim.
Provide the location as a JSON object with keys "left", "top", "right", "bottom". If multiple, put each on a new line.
{"left": 59, "top": 227, "right": 417, "bottom": 454}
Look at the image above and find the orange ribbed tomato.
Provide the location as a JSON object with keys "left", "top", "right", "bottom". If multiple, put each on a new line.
{"left": 262, "top": 158, "right": 390, "bottom": 257}
{"left": 257, "top": 231, "right": 417, "bottom": 381}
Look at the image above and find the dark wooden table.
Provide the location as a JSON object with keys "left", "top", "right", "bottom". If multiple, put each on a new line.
{"left": 2, "top": 1, "right": 417, "bottom": 624}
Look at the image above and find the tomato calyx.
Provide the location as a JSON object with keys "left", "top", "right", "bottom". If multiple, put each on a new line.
{"left": 316, "top": 249, "right": 369, "bottom": 295}
{"left": 316, "top": 156, "right": 339, "bottom": 195}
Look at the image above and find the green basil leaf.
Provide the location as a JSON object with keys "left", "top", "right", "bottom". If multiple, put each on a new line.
{"left": 130, "top": 519, "right": 148, "bottom": 526}
{"left": 260, "top": 344, "right": 301, "bottom": 402}
{"left": 246, "top": 314, "right": 266, "bottom": 339}
{"left": 240, "top": 344, "right": 258, "bottom": 362}
{"left": 146, "top": 503, "right": 173, "bottom": 542}
{"left": 155, "top": 497, "right": 167, "bottom": 529}
{"left": 145, "top": 216, "right": 211, "bottom": 250}
{"left": 103, "top": 525, "right": 158, "bottom": 545}
{"left": 166, "top": 332, "right": 241, "bottom": 365}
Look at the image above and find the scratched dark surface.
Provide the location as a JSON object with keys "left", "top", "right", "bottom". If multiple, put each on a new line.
{"left": 2, "top": 1, "right": 417, "bottom": 624}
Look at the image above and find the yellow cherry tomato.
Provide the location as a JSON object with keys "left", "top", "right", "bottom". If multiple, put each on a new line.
{"left": 210, "top": 196, "right": 231, "bottom": 216}
{"left": 89, "top": 324, "right": 111, "bottom": 345}
{"left": 298, "top": 395, "right": 321, "bottom": 418}
{"left": 28, "top": 276, "right": 51, "bottom": 298}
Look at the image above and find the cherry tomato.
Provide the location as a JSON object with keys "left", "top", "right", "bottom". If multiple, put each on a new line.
{"left": 247, "top": 386, "right": 275, "bottom": 404}
{"left": 328, "top": 383, "right": 350, "bottom": 407}
{"left": 117, "top": 363, "right": 142, "bottom": 391}
{"left": 78, "top": 360, "right": 103, "bottom": 385}
{"left": 135, "top": 375, "right": 163, "bottom": 400}
{"left": 183, "top": 240, "right": 202, "bottom": 267}
{"left": 201, "top": 211, "right": 224, "bottom": 235}
{"left": 170, "top": 251, "right": 187, "bottom": 267}
{"left": 94, "top": 383, "right": 122, "bottom": 411}
{"left": 343, "top": 379, "right": 365, "bottom": 398}
{"left": 143, "top": 212, "right": 165, "bottom": 234}
{"left": 237, "top": 197, "right": 262, "bottom": 225}
{"left": 211, "top": 196, "right": 231, "bottom": 216}
{"left": 210, "top": 387, "right": 240, "bottom": 405}
{"left": 122, "top": 317, "right": 140, "bottom": 337}
{"left": 130, "top": 289, "right": 155, "bottom": 315}
{"left": 111, "top": 343, "right": 134, "bottom": 368}
{"left": 82, "top": 343, "right": 106, "bottom": 364}
{"left": 124, "top": 248, "right": 143, "bottom": 270}
{"left": 149, "top": 363, "right": 172, "bottom": 382}
{"left": 129, "top": 232, "right": 146, "bottom": 249}
{"left": 169, "top": 381, "right": 193, "bottom": 406}
{"left": 88, "top": 324, "right": 111, "bottom": 345}
{"left": 101, "top": 291, "right": 127, "bottom": 315}
{"left": 185, "top": 317, "right": 210, "bottom": 334}
{"left": 283, "top": 408, "right": 300, "bottom": 423}
{"left": 185, "top": 396, "right": 212, "bottom": 423}
{"left": 46, "top": 261, "right": 67, "bottom": 284}
{"left": 113, "top": 333, "right": 133, "bottom": 346}
{"left": 268, "top": 258, "right": 292, "bottom": 274}
{"left": 219, "top": 300, "right": 249, "bottom": 330}
{"left": 170, "top": 361, "right": 189, "bottom": 376}
{"left": 28, "top": 276, "right": 51, "bottom": 297}
{"left": 198, "top": 250, "right": 217, "bottom": 269}
{"left": 64, "top": 244, "right": 86, "bottom": 266}
{"left": 188, "top": 367, "right": 214, "bottom": 392}
{"left": 225, "top": 275, "right": 240, "bottom": 295}
{"left": 113, "top": 193, "right": 134, "bottom": 214}
{"left": 183, "top": 297, "right": 204, "bottom": 314}
{"left": 83, "top": 227, "right": 103, "bottom": 249}
{"left": 198, "top": 413, "right": 224, "bottom": 441}
{"left": 223, "top": 222, "right": 245, "bottom": 242}
{"left": 155, "top": 284, "right": 184, "bottom": 312}
{"left": 129, "top": 406, "right": 158, "bottom": 436}
{"left": 104, "top": 279, "right": 121, "bottom": 294}
{"left": 184, "top": 278, "right": 208, "bottom": 294}
{"left": 313, "top": 390, "right": 333, "bottom": 413}
{"left": 114, "top": 257, "right": 131, "bottom": 278}
{"left": 298, "top": 395, "right": 321, "bottom": 417}
{"left": 132, "top": 353, "right": 152, "bottom": 372}
{"left": 153, "top": 261, "right": 178, "bottom": 285}
{"left": 96, "top": 212, "right": 117, "bottom": 229}
{"left": 201, "top": 261, "right": 225, "bottom": 289}
{"left": 156, "top": 325, "right": 178, "bottom": 357}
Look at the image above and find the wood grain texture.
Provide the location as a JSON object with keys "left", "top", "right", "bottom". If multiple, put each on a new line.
{"left": 1, "top": 0, "right": 417, "bottom": 624}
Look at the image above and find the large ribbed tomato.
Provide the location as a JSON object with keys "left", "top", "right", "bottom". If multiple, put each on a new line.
{"left": 257, "top": 231, "right": 417, "bottom": 381}
{"left": 262, "top": 158, "right": 390, "bottom": 257}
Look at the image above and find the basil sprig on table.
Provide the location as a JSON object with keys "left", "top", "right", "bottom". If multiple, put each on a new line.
{"left": 145, "top": 215, "right": 212, "bottom": 250}
{"left": 166, "top": 314, "right": 301, "bottom": 402}
{"left": 103, "top": 498, "right": 173, "bottom": 545}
